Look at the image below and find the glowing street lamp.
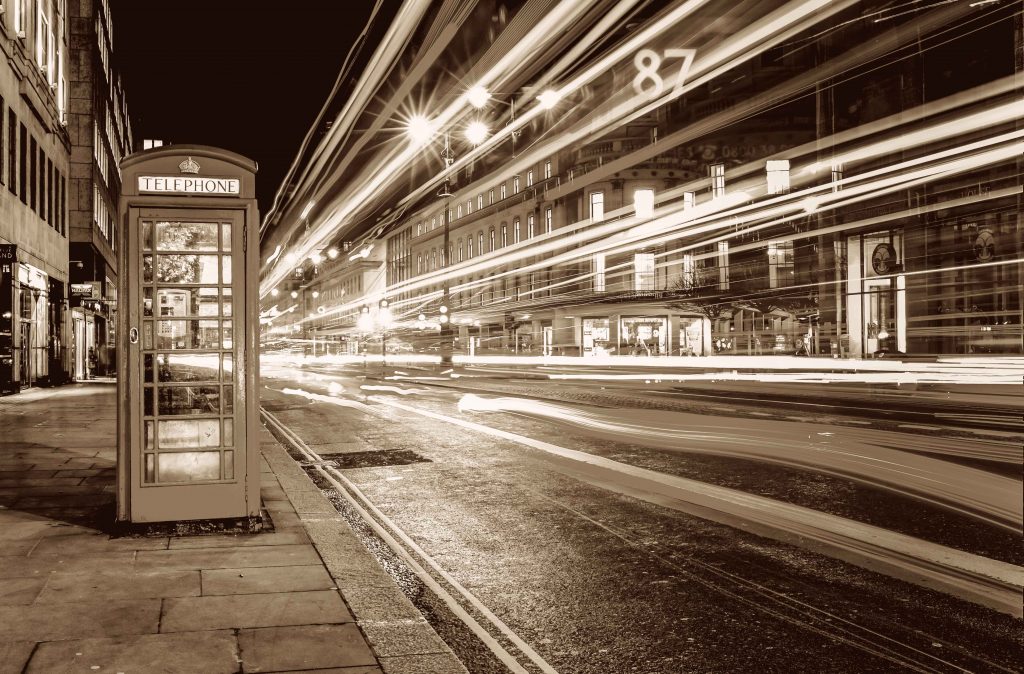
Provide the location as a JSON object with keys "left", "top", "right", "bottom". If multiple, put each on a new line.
{"left": 465, "top": 121, "right": 489, "bottom": 146}
{"left": 309, "top": 252, "right": 323, "bottom": 265}
{"left": 407, "top": 115, "right": 435, "bottom": 146}
{"left": 290, "top": 291, "right": 299, "bottom": 299}
{"left": 466, "top": 84, "right": 490, "bottom": 109}
{"left": 326, "top": 247, "right": 339, "bottom": 260}
{"left": 537, "top": 89, "right": 561, "bottom": 110}
{"left": 270, "top": 288, "right": 279, "bottom": 297}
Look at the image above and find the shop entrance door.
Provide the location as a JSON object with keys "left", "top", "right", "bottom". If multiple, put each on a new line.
{"left": 125, "top": 209, "right": 245, "bottom": 521}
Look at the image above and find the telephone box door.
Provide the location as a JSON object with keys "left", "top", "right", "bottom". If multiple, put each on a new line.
{"left": 126, "top": 208, "right": 247, "bottom": 522}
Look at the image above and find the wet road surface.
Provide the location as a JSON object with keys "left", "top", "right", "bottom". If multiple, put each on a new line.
{"left": 260, "top": 362, "right": 1023, "bottom": 673}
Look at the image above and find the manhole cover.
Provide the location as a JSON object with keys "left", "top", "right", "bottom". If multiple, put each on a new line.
{"left": 325, "top": 449, "right": 431, "bottom": 469}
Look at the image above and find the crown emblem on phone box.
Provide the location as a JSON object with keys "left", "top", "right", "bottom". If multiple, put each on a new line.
{"left": 178, "top": 157, "right": 200, "bottom": 174}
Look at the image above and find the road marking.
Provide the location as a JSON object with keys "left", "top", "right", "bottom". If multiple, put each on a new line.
{"left": 262, "top": 408, "right": 558, "bottom": 674}
{"left": 365, "top": 395, "right": 1024, "bottom": 617}
{"left": 898, "top": 424, "right": 942, "bottom": 431}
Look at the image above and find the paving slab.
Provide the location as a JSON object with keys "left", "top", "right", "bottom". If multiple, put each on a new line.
{"left": 201, "top": 564, "right": 334, "bottom": 595}
{"left": 0, "top": 550, "right": 137, "bottom": 579}
{"left": 168, "top": 529, "right": 309, "bottom": 549}
{"left": 35, "top": 569, "right": 201, "bottom": 602}
{"left": 29, "top": 531, "right": 170, "bottom": 554}
{"left": 0, "top": 598, "right": 161, "bottom": 641}
{"left": 341, "top": 585, "right": 423, "bottom": 623}
{"left": 0, "top": 641, "right": 35, "bottom": 674}
{"left": 26, "top": 630, "right": 239, "bottom": 674}
{"left": 161, "top": 589, "right": 353, "bottom": 632}
{"left": 238, "top": 624, "right": 377, "bottom": 672}
{"left": 135, "top": 543, "right": 319, "bottom": 571}
{"left": 377, "top": 653, "right": 470, "bottom": 674}
{"left": 359, "top": 620, "right": 452, "bottom": 658}
{"left": 0, "top": 577, "right": 46, "bottom": 605}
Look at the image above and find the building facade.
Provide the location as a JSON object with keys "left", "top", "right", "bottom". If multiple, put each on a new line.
{"left": 67, "top": 0, "right": 132, "bottom": 379}
{"left": 0, "top": 0, "right": 72, "bottom": 391}
{"left": 275, "top": 2, "right": 1022, "bottom": 361}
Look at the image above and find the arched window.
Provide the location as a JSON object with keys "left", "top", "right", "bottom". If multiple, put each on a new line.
{"left": 431, "top": 249, "right": 437, "bottom": 270}
{"left": 478, "top": 232, "right": 484, "bottom": 255}
{"left": 514, "top": 217, "right": 521, "bottom": 243}
{"left": 527, "top": 214, "right": 535, "bottom": 238}
{"left": 500, "top": 224, "right": 507, "bottom": 247}
{"left": 457, "top": 239, "right": 463, "bottom": 262}
{"left": 468, "top": 236, "right": 474, "bottom": 258}
{"left": 489, "top": 229, "right": 495, "bottom": 252}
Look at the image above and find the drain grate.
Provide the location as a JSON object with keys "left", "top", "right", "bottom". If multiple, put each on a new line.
{"left": 323, "top": 449, "right": 431, "bottom": 469}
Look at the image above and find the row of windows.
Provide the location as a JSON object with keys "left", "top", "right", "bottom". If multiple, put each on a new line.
{"left": 414, "top": 160, "right": 554, "bottom": 237}
{"left": 93, "top": 183, "right": 113, "bottom": 247}
{"left": 414, "top": 207, "right": 555, "bottom": 275}
{"left": 0, "top": 96, "right": 67, "bottom": 236}
{"left": 12, "top": 0, "right": 69, "bottom": 123}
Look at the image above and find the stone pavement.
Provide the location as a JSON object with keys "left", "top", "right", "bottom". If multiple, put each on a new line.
{"left": 0, "top": 383, "right": 467, "bottom": 674}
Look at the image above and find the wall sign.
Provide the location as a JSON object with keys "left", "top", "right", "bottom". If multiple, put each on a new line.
{"left": 138, "top": 176, "right": 240, "bottom": 195}
{"left": 871, "top": 243, "right": 897, "bottom": 275}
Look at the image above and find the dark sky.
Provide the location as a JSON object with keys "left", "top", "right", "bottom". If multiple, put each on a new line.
{"left": 111, "top": 0, "right": 387, "bottom": 217}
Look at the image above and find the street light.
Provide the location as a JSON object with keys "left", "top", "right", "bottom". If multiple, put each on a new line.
{"left": 465, "top": 121, "right": 489, "bottom": 145}
{"left": 466, "top": 84, "right": 490, "bottom": 109}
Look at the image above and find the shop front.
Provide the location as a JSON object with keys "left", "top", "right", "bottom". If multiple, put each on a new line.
{"left": 1, "top": 245, "right": 60, "bottom": 391}
{"left": 620, "top": 315, "right": 667, "bottom": 356}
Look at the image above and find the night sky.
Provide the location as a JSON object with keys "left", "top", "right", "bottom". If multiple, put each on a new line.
{"left": 111, "top": 0, "right": 390, "bottom": 218}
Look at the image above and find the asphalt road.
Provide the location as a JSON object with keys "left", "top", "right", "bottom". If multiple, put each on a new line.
{"left": 260, "top": 361, "right": 1023, "bottom": 674}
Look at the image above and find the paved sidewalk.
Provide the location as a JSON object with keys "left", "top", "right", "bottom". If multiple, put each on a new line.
{"left": 0, "top": 383, "right": 466, "bottom": 674}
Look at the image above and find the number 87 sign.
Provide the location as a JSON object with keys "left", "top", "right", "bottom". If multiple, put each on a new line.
{"left": 633, "top": 48, "right": 697, "bottom": 98}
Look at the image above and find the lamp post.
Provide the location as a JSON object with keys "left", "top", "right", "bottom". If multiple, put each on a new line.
{"left": 379, "top": 298, "right": 391, "bottom": 377}
{"left": 438, "top": 133, "right": 455, "bottom": 367}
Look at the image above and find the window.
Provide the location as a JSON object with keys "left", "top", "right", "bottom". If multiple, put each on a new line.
{"left": 431, "top": 216, "right": 436, "bottom": 230}
{"left": 526, "top": 170, "right": 533, "bottom": 187}
{"left": 500, "top": 224, "right": 507, "bottom": 247}
{"left": 593, "top": 254, "right": 606, "bottom": 292}
{"left": 513, "top": 175, "right": 520, "bottom": 193}
{"left": 710, "top": 163, "right": 725, "bottom": 199}
{"left": 682, "top": 192, "right": 695, "bottom": 210}
{"left": 458, "top": 239, "right": 464, "bottom": 262}
{"left": 0, "top": 96, "right": 4, "bottom": 186}
{"left": 767, "top": 240, "right": 794, "bottom": 288}
{"left": 634, "top": 189, "right": 654, "bottom": 218}
{"left": 7, "top": 111, "right": 16, "bottom": 194}
{"left": 457, "top": 204, "right": 462, "bottom": 218}
{"left": 545, "top": 207, "right": 552, "bottom": 233}
{"left": 468, "top": 236, "right": 474, "bottom": 258}
{"left": 46, "top": 158, "right": 53, "bottom": 225}
{"left": 19, "top": 124, "right": 27, "bottom": 204}
{"left": 831, "top": 163, "right": 844, "bottom": 192}
{"left": 766, "top": 159, "right": 790, "bottom": 195}
{"left": 478, "top": 194, "right": 483, "bottom": 210}
{"left": 489, "top": 188, "right": 494, "bottom": 204}
{"left": 500, "top": 184, "right": 506, "bottom": 200}
{"left": 478, "top": 232, "right": 484, "bottom": 255}
{"left": 431, "top": 249, "right": 437, "bottom": 270}
{"left": 466, "top": 199, "right": 472, "bottom": 214}
{"left": 488, "top": 229, "right": 494, "bottom": 252}
{"left": 717, "top": 241, "right": 729, "bottom": 289}
{"left": 681, "top": 254, "right": 695, "bottom": 290}
{"left": 36, "top": 2, "right": 49, "bottom": 69}
{"left": 417, "top": 253, "right": 422, "bottom": 274}
{"left": 544, "top": 161, "right": 551, "bottom": 179}
{"left": 527, "top": 214, "right": 535, "bottom": 238}
{"left": 59, "top": 172, "right": 65, "bottom": 235}
{"left": 14, "top": 0, "right": 27, "bottom": 35}
{"left": 590, "top": 191, "right": 604, "bottom": 221}
{"left": 634, "top": 253, "right": 655, "bottom": 291}
{"left": 514, "top": 217, "right": 521, "bottom": 243}
{"left": 29, "top": 136, "right": 36, "bottom": 212}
